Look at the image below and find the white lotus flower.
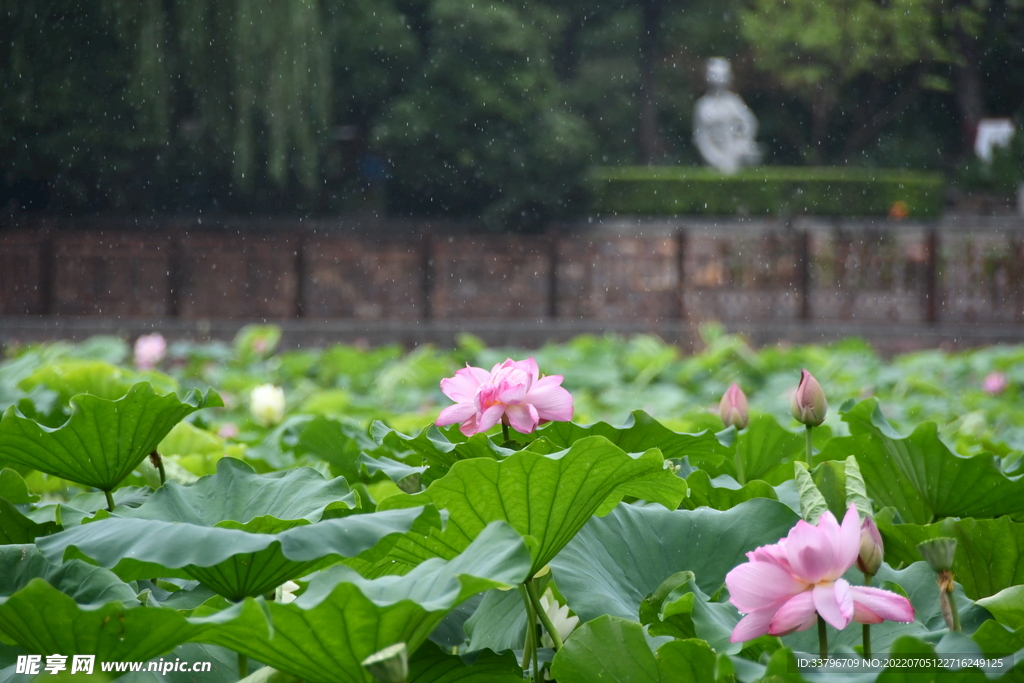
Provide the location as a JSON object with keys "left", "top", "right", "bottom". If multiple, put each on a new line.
{"left": 276, "top": 580, "right": 300, "bottom": 604}
{"left": 250, "top": 384, "right": 285, "bottom": 426}
{"left": 539, "top": 588, "right": 578, "bottom": 649}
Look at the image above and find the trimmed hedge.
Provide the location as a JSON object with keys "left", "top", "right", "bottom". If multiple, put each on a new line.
{"left": 591, "top": 166, "right": 944, "bottom": 217}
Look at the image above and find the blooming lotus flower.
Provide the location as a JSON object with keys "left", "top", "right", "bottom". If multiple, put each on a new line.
{"left": 719, "top": 383, "right": 750, "bottom": 430}
{"left": 436, "top": 358, "right": 573, "bottom": 436}
{"left": 983, "top": 372, "right": 1008, "bottom": 395}
{"left": 134, "top": 333, "right": 167, "bottom": 370}
{"left": 539, "top": 588, "right": 579, "bottom": 648}
{"left": 791, "top": 369, "right": 827, "bottom": 427}
{"left": 726, "top": 505, "right": 914, "bottom": 642}
{"left": 250, "top": 384, "right": 286, "bottom": 426}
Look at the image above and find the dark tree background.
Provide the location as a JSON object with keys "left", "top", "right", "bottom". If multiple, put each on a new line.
{"left": 1, "top": 0, "right": 1022, "bottom": 225}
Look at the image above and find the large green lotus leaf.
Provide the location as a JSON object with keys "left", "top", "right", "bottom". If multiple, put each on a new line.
{"left": 18, "top": 359, "right": 177, "bottom": 403}
{"left": 840, "top": 399, "right": 1024, "bottom": 524}
{"left": 877, "top": 513, "right": 1024, "bottom": 599}
{"left": 872, "top": 635, "right": 1017, "bottom": 683}
{"left": 117, "top": 457, "right": 356, "bottom": 526}
{"left": 530, "top": 411, "right": 731, "bottom": 469}
{"left": 118, "top": 643, "right": 261, "bottom": 683}
{"left": 406, "top": 642, "right": 522, "bottom": 683}
{"left": 371, "top": 421, "right": 512, "bottom": 484}
{"left": 0, "top": 545, "right": 262, "bottom": 662}
{"left": 706, "top": 414, "right": 807, "bottom": 486}
{"left": 550, "top": 615, "right": 715, "bottom": 683}
{"left": 0, "top": 383, "right": 222, "bottom": 492}
{"left": 463, "top": 587, "right": 529, "bottom": 653}
{"left": 977, "top": 587, "right": 1024, "bottom": 630}
{"left": 0, "top": 498, "right": 58, "bottom": 544}
{"left": 199, "top": 522, "right": 531, "bottom": 683}
{"left": 972, "top": 620, "right": 1024, "bottom": 659}
{"left": 0, "top": 578, "right": 262, "bottom": 664}
{"left": 781, "top": 562, "right": 991, "bottom": 655}
{"left": 375, "top": 436, "right": 689, "bottom": 577}
{"left": 36, "top": 506, "right": 438, "bottom": 600}
{"left": 639, "top": 571, "right": 743, "bottom": 655}
{"left": 680, "top": 470, "right": 778, "bottom": 511}
{"left": 0, "top": 470, "right": 36, "bottom": 505}
{"left": 23, "top": 485, "right": 152, "bottom": 529}
{"left": 550, "top": 498, "right": 800, "bottom": 623}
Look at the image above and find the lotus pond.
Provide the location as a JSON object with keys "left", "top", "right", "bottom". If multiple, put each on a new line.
{"left": 1, "top": 326, "right": 1023, "bottom": 683}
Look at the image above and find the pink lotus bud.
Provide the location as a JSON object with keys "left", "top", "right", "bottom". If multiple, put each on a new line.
{"left": 719, "top": 383, "right": 749, "bottom": 430}
{"left": 857, "top": 516, "right": 884, "bottom": 576}
{"left": 791, "top": 369, "right": 827, "bottom": 427}
{"left": 983, "top": 372, "right": 1008, "bottom": 395}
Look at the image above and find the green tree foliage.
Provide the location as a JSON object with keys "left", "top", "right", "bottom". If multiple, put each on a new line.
{"left": 739, "top": 0, "right": 950, "bottom": 162}
{"left": 372, "top": 0, "right": 595, "bottom": 227}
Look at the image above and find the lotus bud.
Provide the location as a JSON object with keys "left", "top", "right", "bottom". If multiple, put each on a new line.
{"left": 918, "top": 537, "right": 956, "bottom": 573}
{"left": 250, "top": 384, "right": 286, "bottom": 426}
{"left": 719, "top": 383, "right": 750, "bottom": 430}
{"left": 362, "top": 643, "right": 408, "bottom": 683}
{"left": 791, "top": 369, "right": 827, "bottom": 427}
{"left": 857, "top": 516, "right": 884, "bottom": 577}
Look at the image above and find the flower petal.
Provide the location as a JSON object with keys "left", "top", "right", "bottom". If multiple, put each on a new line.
{"left": 525, "top": 376, "right": 574, "bottom": 422}
{"left": 726, "top": 559, "right": 808, "bottom": 613}
{"left": 458, "top": 414, "right": 482, "bottom": 437}
{"left": 731, "top": 605, "right": 782, "bottom": 643}
{"left": 475, "top": 404, "right": 506, "bottom": 434}
{"left": 505, "top": 404, "right": 540, "bottom": 434}
{"left": 768, "top": 591, "right": 818, "bottom": 636}
{"left": 746, "top": 542, "right": 793, "bottom": 573}
{"left": 786, "top": 519, "right": 836, "bottom": 584}
{"left": 812, "top": 579, "right": 853, "bottom": 630}
{"left": 513, "top": 357, "right": 540, "bottom": 382}
{"left": 495, "top": 379, "right": 529, "bottom": 406}
{"left": 436, "top": 402, "right": 478, "bottom": 427}
{"left": 849, "top": 585, "right": 915, "bottom": 624}
{"left": 832, "top": 505, "right": 862, "bottom": 579}
{"left": 441, "top": 366, "right": 488, "bottom": 402}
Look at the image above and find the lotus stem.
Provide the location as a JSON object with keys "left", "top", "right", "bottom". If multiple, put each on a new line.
{"left": 104, "top": 490, "right": 116, "bottom": 512}
{"left": 806, "top": 425, "right": 814, "bottom": 465}
{"left": 149, "top": 450, "right": 165, "bottom": 485}
{"left": 502, "top": 422, "right": 510, "bottom": 444}
{"left": 518, "top": 585, "right": 537, "bottom": 682}
{"left": 942, "top": 571, "right": 961, "bottom": 632}
{"left": 238, "top": 652, "right": 248, "bottom": 679}
{"left": 818, "top": 614, "right": 828, "bottom": 660}
{"left": 527, "top": 579, "right": 564, "bottom": 651}
{"left": 734, "top": 449, "right": 746, "bottom": 485}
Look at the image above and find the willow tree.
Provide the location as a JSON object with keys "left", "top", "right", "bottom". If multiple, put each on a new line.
{"left": 2, "top": 0, "right": 333, "bottom": 207}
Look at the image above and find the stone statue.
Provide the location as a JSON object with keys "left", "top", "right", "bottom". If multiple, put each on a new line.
{"left": 693, "top": 58, "right": 762, "bottom": 173}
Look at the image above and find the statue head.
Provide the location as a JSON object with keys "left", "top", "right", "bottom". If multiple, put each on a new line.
{"left": 705, "top": 57, "right": 732, "bottom": 90}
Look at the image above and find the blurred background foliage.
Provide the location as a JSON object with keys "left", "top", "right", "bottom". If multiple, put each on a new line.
{"left": 1, "top": 0, "right": 1023, "bottom": 225}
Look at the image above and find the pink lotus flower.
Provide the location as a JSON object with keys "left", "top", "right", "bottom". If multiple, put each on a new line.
{"left": 726, "top": 505, "right": 914, "bottom": 642}
{"left": 134, "top": 333, "right": 167, "bottom": 370}
{"left": 983, "top": 372, "right": 1008, "bottom": 395}
{"left": 436, "top": 358, "right": 573, "bottom": 436}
